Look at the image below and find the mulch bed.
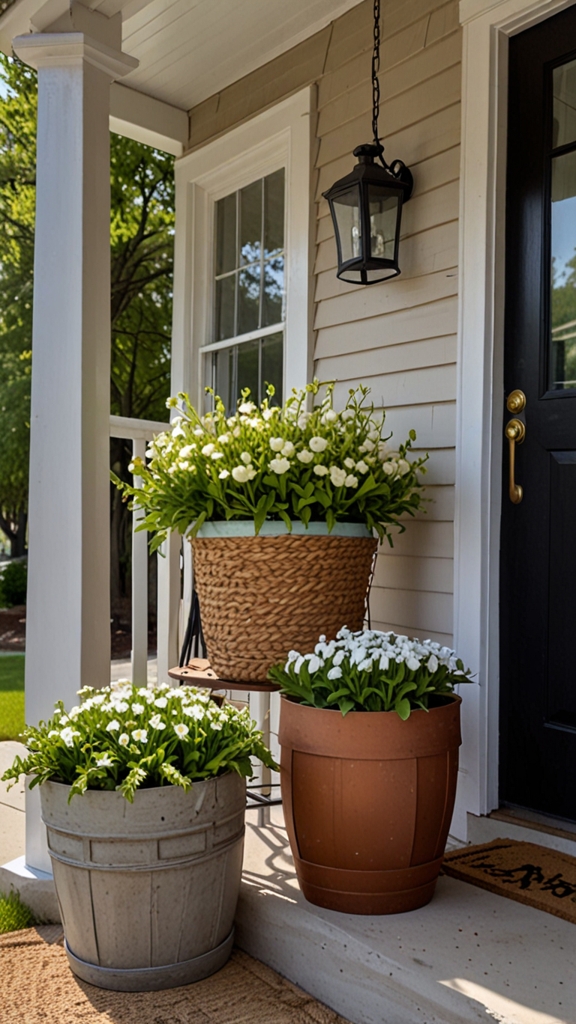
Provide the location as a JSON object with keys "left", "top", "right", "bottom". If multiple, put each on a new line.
{"left": 0, "top": 601, "right": 157, "bottom": 660}
{"left": 0, "top": 927, "right": 349, "bottom": 1024}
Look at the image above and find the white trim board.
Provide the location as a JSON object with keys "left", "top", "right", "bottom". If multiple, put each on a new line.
{"left": 453, "top": 0, "right": 576, "bottom": 840}
{"left": 171, "top": 88, "right": 313, "bottom": 408}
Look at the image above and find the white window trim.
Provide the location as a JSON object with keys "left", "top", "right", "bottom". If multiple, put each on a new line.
{"left": 171, "top": 88, "right": 313, "bottom": 410}
{"left": 454, "top": 0, "right": 576, "bottom": 840}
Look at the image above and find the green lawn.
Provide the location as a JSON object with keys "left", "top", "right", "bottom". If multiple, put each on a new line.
{"left": 0, "top": 654, "right": 25, "bottom": 742}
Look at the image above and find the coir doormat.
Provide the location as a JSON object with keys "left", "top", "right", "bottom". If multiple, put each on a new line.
{"left": 443, "top": 839, "right": 576, "bottom": 924}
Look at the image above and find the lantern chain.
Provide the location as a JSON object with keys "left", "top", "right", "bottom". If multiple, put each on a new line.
{"left": 371, "top": 0, "right": 385, "bottom": 166}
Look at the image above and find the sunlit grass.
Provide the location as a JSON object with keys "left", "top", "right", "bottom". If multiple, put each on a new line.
{"left": 0, "top": 891, "right": 34, "bottom": 934}
{"left": 0, "top": 654, "right": 25, "bottom": 741}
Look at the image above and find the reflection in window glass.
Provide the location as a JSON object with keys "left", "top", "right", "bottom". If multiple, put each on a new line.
{"left": 239, "top": 180, "right": 262, "bottom": 265}
{"left": 550, "top": 151, "right": 576, "bottom": 389}
{"left": 211, "top": 333, "right": 283, "bottom": 413}
{"left": 553, "top": 59, "right": 576, "bottom": 149}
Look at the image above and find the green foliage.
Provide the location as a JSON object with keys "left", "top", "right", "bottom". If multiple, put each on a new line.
{"left": 0, "top": 890, "right": 35, "bottom": 934}
{"left": 114, "top": 380, "right": 428, "bottom": 551}
{"left": 2, "top": 681, "right": 277, "bottom": 802}
{"left": 0, "top": 560, "right": 27, "bottom": 606}
{"left": 268, "top": 628, "right": 473, "bottom": 718}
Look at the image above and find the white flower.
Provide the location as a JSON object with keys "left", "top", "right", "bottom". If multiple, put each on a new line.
{"left": 294, "top": 655, "right": 305, "bottom": 675}
{"left": 356, "top": 460, "right": 370, "bottom": 474}
{"left": 218, "top": 434, "right": 230, "bottom": 444}
{"left": 48, "top": 730, "right": 59, "bottom": 738}
{"left": 193, "top": 427, "right": 204, "bottom": 436}
{"left": 383, "top": 461, "right": 397, "bottom": 476}
{"left": 309, "top": 436, "right": 328, "bottom": 453}
{"left": 106, "top": 719, "right": 120, "bottom": 732}
{"left": 95, "top": 753, "right": 113, "bottom": 767}
{"left": 219, "top": 469, "right": 230, "bottom": 479}
{"left": 211, "top": 720, "right": 223, "bottom": 731}
{"left": 281, "top": 441, "right": 295, "bottom": 457}
{"left": 262, "top": 408, "right": 274, "bottom": 421}
{"left": 297, "top": 412, "right": 311, "bottom": 429}
{"left": 154, "top": 696, "right": 168, "bottom": 709}
{"left": 232, "top": 465, "right": 251, "bottom": 482}
{"left": 240, "top": 451, "right": 252, "bottom": 464}
{"left": 149, "top": 714, "right": 166, "bottom": 730}
{"left": 131, "top": 703, "right": 144, "bottom": 715}
{"left": 427, "top": 655, "right": 439, "bottom": 674}
{"left": 327, "top": 666, "right": 343, "bottom": 680}
{"left": 174, "top": 723, "right": 189, "bottom": 738}
{"left": 60, "top": 727, "right": 78, "bottom": 747}
{"left": 322, "top": 409, "right": 338, "bottom": 423}
{"left": 119, "top": 733, "right": 130, "bottom": 747}
{"left": 166, "top": 396, "right": 179, "bottom": 408}
{"left": 210, "top": 451, "right": 224, "bottom": 460}
{"left": 132, "top": 728, "right": 148, "bottom": 742}
{"left": 357, "top": 658, "right": 374, "bottom": 673}
{"left": 398, "top": 459, "right": 411, "bottom": 476}
{"left": 406, "top": 655, "right": 420, "bottom": 672}
{"left": 180, "top": 445, "right": 196, "bottom": 458}
{"left": 269, "top": 457, "right": 291, "bottom": 475}
{"left": 360, "top": 438, "right": 376, "bottom": 453}
{"left": 182, "top": 704, "right": 204, "bottom": 720}
{"left": 232, "top": 426, "right": 241, "bottom": 437}
{"left": 333, "top": 649, "right": 346, "bottom": 667}
{"left": 379, "top": 654, "right": 390, "bottom": 671}
{"left": 172, "top": 422, "right": 185, "bottom": 438}
{"left": 344, "top": 474, "right": 359, "bottom": 488}
{"left": 112, "top": 700, "right": 128, "bottom": 714}
{"left": 329, "top": 466, "right": 347, "bottom": 487}
{"left": 313, "top": 465, "right": 329, "bottom": 477}
{"left": 269, "top": 437, "right": 284, "bottom": 452}
{"left": 307, "top": 654, "right": 321, "bottom": 674}
{"left": 239, "top": 401, "right": 256, "bottom": 414}
{"left": 201, "top": 443, "right": 215, "bottom": 456}
{"left": 344, "top": 457, "right": 355, "bottom": 469}
{"left": 296, "top": 449, "right": 314, "bottom": 464}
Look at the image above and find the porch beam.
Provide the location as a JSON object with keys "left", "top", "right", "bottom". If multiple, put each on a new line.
{"left": 12, "top": 27, "right": 137, "bottom": 874}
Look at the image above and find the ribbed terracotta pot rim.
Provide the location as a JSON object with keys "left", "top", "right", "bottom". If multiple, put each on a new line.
{"left": 279, "top": 692, "right": 462, "bottom": 716}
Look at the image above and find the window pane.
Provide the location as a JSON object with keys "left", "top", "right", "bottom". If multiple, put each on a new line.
{"left": 215, "top": 193, "right": 237, "bottom": 276}
{"left": 238, "top": 265, "right": 261, "bottom": 335}
{"left": 262, "top": 256, "right": 284, "bottom": 327}
{"left": 553, "top": 59, "right": 576, "bottom": 149}
{"left": 239, "top": 180, "right": 262, "bottom": 266}
{"left": 264, "top": 169, "right": 285, "bottom": 257}
{"left": 261, "top": 333, "right": 283, "bottom": 403}
{"left": 550, "top": 151, "right": 576, "bottom": 390}
{"left": 215, "top": 274, "right": 236, "bottom": 341}
{"left": 237, "top": 338, "right": 259, "bottom": 403}
{"left": 213, "top": 346, "right": 233, "bottom": 411}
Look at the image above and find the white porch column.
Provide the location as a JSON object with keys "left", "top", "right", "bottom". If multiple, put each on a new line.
{"left": 13, "top": 25, "right": 137, "bottom": 873}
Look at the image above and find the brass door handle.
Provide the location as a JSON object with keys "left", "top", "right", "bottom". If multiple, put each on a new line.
{"left": 505, "top": 417, "right": 526, "bottom": 504}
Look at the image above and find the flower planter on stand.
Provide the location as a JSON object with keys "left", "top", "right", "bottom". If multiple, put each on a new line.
{"left": 191, "top": 521, "right": 377, "bottom": 684}
{"left": 40, "top": 773, "right": 246, "bottom": 991}
{"left": 279, "top": 694, "right": 462, "bottom": 915}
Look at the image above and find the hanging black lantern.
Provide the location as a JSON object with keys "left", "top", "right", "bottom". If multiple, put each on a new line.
{"left": 323, "top": 0, "right": 413, "bottom": 285}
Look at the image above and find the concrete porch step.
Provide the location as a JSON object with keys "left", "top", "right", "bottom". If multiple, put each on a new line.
{"left": 237, "top": 809, "right": 574, "bottom": 1024}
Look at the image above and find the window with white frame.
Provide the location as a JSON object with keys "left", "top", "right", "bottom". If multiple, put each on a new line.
{"left": 212, "top": 168, "right": 285, "bottom": 409}
{"left": 171, "top": 88, "right": 311, "bottom": 411}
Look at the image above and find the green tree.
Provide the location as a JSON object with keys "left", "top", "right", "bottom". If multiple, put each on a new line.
{"left": 0, "top": 54, "right": 174, "bottom": 603}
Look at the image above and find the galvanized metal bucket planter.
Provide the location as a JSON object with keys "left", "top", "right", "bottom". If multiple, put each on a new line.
{"left": 40, "top": 772, "right": 246, "bottom": 991}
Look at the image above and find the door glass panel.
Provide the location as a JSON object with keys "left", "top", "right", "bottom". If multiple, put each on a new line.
{"left": 553, "top": 59, "right": 576, "bottom": 148}
{"left": 550, "top": 150, "right": 576, "bottom": 389}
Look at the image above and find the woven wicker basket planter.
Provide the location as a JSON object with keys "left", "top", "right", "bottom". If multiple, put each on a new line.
{"left": 191, "top": 522, "right": 377, "bottom": 683}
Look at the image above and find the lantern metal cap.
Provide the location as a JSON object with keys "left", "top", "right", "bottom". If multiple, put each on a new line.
{"left": 322, "top": 143, "right": 413, "bottom": 203}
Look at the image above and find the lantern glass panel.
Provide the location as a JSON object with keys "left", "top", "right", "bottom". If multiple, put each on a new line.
{"left": 368, "top": 185, "right": 399, "bottom": 261}
{"left": 332, "top": 185, "right": 362, "bottom": 264}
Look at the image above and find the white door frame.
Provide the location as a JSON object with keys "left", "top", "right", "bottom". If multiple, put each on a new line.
{"left": 453, "top": 0, "right": 576, "bottom": 838}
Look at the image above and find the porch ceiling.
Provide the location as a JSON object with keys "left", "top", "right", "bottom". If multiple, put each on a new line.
{"left": 2, "top": 0, "right": 365, "bottom": 110}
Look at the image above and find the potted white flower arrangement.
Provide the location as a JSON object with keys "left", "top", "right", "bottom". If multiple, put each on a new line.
{"left": 114, "top": 381, "right": 428, "bottom": 683}
{"left": 268, "top": 628, "right": 472, "bottom": 916}
{"left": 2, "top": 681, "right": 275, "bottom": 991}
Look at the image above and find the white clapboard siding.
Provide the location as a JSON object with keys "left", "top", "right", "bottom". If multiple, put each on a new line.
{"left": 374, "top": 554, "right": 454, "bottom": 593}
{"left": 185, "top": 0, "right": 461, "bottom": 643}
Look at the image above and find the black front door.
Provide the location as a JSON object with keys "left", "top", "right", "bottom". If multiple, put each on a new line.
{"left": 501, "top": 6, "right": 576, "bottom": 823}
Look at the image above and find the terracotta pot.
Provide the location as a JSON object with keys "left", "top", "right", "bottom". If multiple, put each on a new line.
{"left": 279, "top": 694, "right": 461, "bottom": 915}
